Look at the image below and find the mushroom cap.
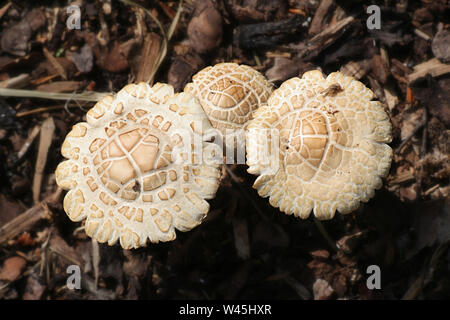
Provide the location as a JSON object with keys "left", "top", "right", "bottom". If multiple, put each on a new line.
{"left": 246, "top": 70, "right": 393, "bottom": 220}
{"left": 55, "top": 83, "right": 221, "bottom": 249}
{"left": 184, "top": 63, "right": 274, "bottom": 139}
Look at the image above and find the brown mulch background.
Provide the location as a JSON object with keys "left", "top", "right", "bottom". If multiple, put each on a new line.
{"left": 0, "top": 0, "right": 449, "bottom": 300}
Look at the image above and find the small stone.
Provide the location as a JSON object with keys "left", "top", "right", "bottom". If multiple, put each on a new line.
{"left": 432, "top": 28, "right": 450, "bottom": 63}
{"left": 313, "top": 278, "right": 334, "bottom": 300}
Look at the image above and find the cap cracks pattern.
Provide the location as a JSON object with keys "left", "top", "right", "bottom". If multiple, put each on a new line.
{"left": 55, "top": 83, "right": 221, "bottom": 249}
{"left": 246, "top": 70, "right": 393, "bottom": 220}
{"left": 184, "top": 62, "right": 274, "bottom": 145}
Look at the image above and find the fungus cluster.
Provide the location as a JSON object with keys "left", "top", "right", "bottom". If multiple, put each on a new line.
{"left": 56, "top": 65, "right": 393, "bottom": 249}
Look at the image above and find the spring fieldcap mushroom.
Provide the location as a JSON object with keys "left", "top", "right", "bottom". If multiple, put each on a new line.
{"left": 184, "top": 63, "right": 274, "bottom": 149}
{"left": 55, "top": 82, "right": 221, "bottom": 249}
{"left": 246, "top": 70, "right": 393, "bottom": 220}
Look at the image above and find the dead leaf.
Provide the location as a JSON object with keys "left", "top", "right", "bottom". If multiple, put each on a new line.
{"left": 0, "top": 9, "right": 45, "bottom": 56}
{"left": 96, "top": 41, "right": 129, "bottom": 73}
{"left": 167, "top": 51, "right": 204, "bottom": 92}
{"left": 67, "top": 44, "right": 94, "bottom": 74}
{"left": 188, "top": 0, "right": 223, "bottom": 54}
{"left": 0, "top": 256, "right": 26, "bottom": 281}
{"left": 432, "top": 28, "right": 450, "bottom": 63}
{"left": 265, "top": 57, "right": 299, "bottom": 82}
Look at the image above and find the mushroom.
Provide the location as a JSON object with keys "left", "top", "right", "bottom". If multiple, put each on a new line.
{"left": 184, "top": 62, "right": 274, "bottom": 148}
{"left": 246, "top": 70, "right": 393, "bottom": 220}
{"left": 55, "top": 82, "right": 221, "bottom": 249}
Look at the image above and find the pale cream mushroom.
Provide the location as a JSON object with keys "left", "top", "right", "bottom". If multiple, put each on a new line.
{"left": 246, "top": 70, "right": 393, "bottom": 220}
{"left": 184, "top": 62, "right": 273, "bottom": 146}
{"left": 55, "top": 83, "right": 221, "bottom": 249}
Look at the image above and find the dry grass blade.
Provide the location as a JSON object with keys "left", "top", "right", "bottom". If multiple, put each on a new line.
{"left": 0, "top": 88, "right": 110, "bottom": 101}
{"left": 15, "top": 104, "right": 83, "bottom": 118}
{"left": 0, "top": 2, "right": 12, "bottom": 20}
{"left": 167, "top": 1, "right": 183, "bottom": 40}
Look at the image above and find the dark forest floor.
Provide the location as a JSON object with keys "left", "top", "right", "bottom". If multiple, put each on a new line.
{"left": 0, "top": 0, "right": 449, "bottom": 300}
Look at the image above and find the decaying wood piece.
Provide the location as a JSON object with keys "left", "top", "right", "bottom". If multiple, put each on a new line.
{"left": 16, "top": 125, "right": 41, "bottom": 161}
{"left": 408, "top": 58, "right": 450, "bottom": 83}
{"left": 0, "top": 189, "right": 61, "bottom": 245}
{"left": 308, "top": 0, "right": 335, "bottom": 35}
{"left": 135, "top": 33, "right": 161, "bottom": 83}
{"left": 340, "top": 59, "right": 371, "bottom": 80}
{"left": 237, "top": 15, "right": 307, "bottom": 50}
{"left": 295, "top": 16, "right": 355, "bottom": 61}
{"left": 0, "top": 73, "right": 30, "bottom": 89}
{"left": 33, "top": 117, "right": 55, "bottom": 203}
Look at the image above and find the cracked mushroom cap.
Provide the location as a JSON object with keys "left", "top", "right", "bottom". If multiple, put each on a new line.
{"left": 246, "top": 70, "right": 393, "bottom": 220}
{"left": 184, "top": 63, "right": 274, "bottom": 140}
{"left": 55, "top": 83, "right": 221, "bottom": 249}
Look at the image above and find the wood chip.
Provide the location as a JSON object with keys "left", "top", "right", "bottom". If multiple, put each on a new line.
{"left": 408, "top": 58, "right": 450, "bottom": 83}
{"left": 340, "top": 60, "right": 371, "bottom": 80}
{"left": 135, "top": 33, "right": 161, "bottom": 83}
{"left": 0, "top": 190, "right": 59, "bottom": 245}
{"left": 384, "top": 87, "right": 399, "bottom": 111}
{"left": 0, "top": 2, "right": 12, "bottom": 20}
{"left": 371, "top": 54, "right": 390, "bottom": 84}
{"left": 33, "top": 117, "right": 55, "bottom": 204}
{"left": 43, "top": 47, "right": 67, "bottom": 80}
{"left": 36, "top": 81, "right": 82, "bottom": 93}
{"left": 296, "top": 16, "right": 355, "bottom": 61}
{"left": 308, "top": 0, "right": 334, "bottom": 35}
{"left": 0, "top": 73, "right": 30, "bottom": 89}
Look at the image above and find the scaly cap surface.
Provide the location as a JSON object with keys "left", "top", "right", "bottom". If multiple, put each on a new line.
{"left": 185, "top": 63, "right": 273, "bottom": 140}
{"left": 246, "top": 70, "right": 393, "bottom": 220}
{"left": 55, "top": 83, "right": 221, "bottom": 249}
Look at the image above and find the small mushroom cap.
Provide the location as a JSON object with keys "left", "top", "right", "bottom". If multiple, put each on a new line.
{"left": 184, "top": 63, "right": 274, "bottom": 139}
{"left": 55, "top": 83, "right": 221, "bottom": 249}
{"left": 246, "top": 70, "right": 393, "bottom": 220}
